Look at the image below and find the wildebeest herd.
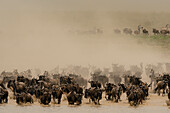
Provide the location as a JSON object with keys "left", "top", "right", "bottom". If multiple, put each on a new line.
{"left": 74, "top": 24, "right": 170, "bottom": 36}
{"left": 0, "top": 65, "right": 170, "bottom": 106}
{"left": 114, "top": 24, "right": 170, "bottom": 35}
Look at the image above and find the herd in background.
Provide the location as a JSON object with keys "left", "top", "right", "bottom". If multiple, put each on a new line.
{"left": 74, "top": 24, "right": 170, "bottom": 36}
{"left": 0, "top": 63, "right": 170, "bottom": 106}
{"left": 115, "top": 24, "right": 170, "bottom": 35}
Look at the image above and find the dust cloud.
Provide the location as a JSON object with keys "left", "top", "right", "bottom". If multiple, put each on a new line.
{"left": 0, "top": 0, "right": 170, "bottom": 72}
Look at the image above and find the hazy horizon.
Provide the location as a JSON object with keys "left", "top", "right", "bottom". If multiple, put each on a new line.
{"left": 0, "top": 0, "right": 170, "bottom": 72}
{"left": 1, "top": 0, "right": 170, "bottom": 12}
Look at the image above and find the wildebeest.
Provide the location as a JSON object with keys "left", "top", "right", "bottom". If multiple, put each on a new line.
{"left": 110, "top": 86, "right": 120, "bottom": 102}
{"left": 0, "top": 88, "right": 8, "bottom": 103}
{"left": 134, "top": 30, "right": 140, "bottom": 35}
{"left": 127, "top": 86, "right": 146, "bottom": 106}
{"left": 60, "top": 76, "right": 74, "bottom": 85}
{"left": 88, "top": 81, "right": 101, "bottom": 89}
{"left": 105, "top": 83, "right": 115, "bottom": 100}
{"left": 153, "top": 28, "right": 159, "bottom": 35}
{"left": 1, "top": 67, "right": 165, "bottom": 106}
{"left": 67, "top": 91, "right": 83, "bottom": 105}
{"left": 7, "top": 80, "right": 26, "bottom": 95}
{"left": 154, "top": 80, "right": 168, "bottom": 96}
{"left": 123, "top": 28, "right": 132, "bottom": 35}
{"left": 52, "top": 86, "right": 63, "bottom": 104}
{"left": 142, "top": 28, "right": 149, "bottom": 35}
{"left": 114, "top": 29, "right": 121, "bottom": 34}
{"left": 40, "top": 91, "right": 51, "bottom": 105}
{"left": 160, "top": 29, "right": 169, "bottom": 35}
{"left": 91, "top": 73, "right": 109, "bottom": 87}
{"left": 111, "top": 83, "right": 126, "bottom": 102}
{"left": 23, "top": 93, "right": 34, "bottom": 104}
{"left": 16, "top": 93, "right": 33, "bottom": 104}
{"left": 128, "top": 90, "right": 139, "bottom": 106}
{"left": 84, "top": 88, "right": 104, "bottom": 105}
{"left": 160, "top": 25, "right": 170, "bottom": 35}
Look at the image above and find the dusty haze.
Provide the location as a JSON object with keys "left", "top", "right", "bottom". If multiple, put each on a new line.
{"left": 0, "top": 0, "right": 170, "bottom": 72}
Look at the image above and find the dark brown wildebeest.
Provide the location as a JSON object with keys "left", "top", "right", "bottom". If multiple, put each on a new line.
{"left": 111, "top": 86, "right": 119, "bottom": 102}
{"left": 154, "top": 80, "right": 168, "bottom": 96}
{"left": 16, "top": 93, "right": 33, "bottom": 104}
{"left": 60, "top": 76, "right": 75, "bottom": 85}
{"left": 40, "top": 91, "right": 51, "bottom": 105}
{"left": 160, "top": 29, "right": 169, "bottom": 35}
{"left": 88, "top": 81, "right": 101, "bottom": 88}
{"left": 52, "top": 86, "right": 63, "bottom": 104}
{"left": 127, "top": 85, "right": 146, "bottom": 106}
{"left": 23, "top": 93, "right": 34, "bottom": 104}
{"left": 153, "top": 28, "right": 159, "bottom": 35}
{"left": 128, "top": 90, "right": 139, "bottom": 106}
{"left": 105, "top": 83, "right": 115, "bottom": 100}
{"left": 67, "top": 91, "right": 83, "bottom": 105}
{"left": 0, "top": 88, "right": 8, "bottom": 103}
{"left": 7, "top": 80, "right": 26, "bottom": 95}
{"left": 110, "top": 84, "right": 126, "bottom": 102}
{"left": 26, "top": 86, "right": 35, "bottom": 95}
{"left": 84, "top": 88, "right": 104, "bottom": 105}
{"left": 142, "top": 28, "right": 149, "bottom": 35}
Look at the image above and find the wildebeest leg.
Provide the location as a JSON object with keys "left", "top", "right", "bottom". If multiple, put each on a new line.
{"left": 141, "top": 99, "right": 143, "bottom": 104}
{"left": 134, "top": 97, "right": 138, "bottom": 106}
{"left": 53, "top": 96, "right": 56, "bottom": 104}
{"left": 0, "top": 97, "right": 2, "bottom": 104}
{"left": 58, "top": 98, "right": 61, "bottom": 104}
{"left": 166, "top": 88, "right": 169, "bottom": 94}
{"left": 111, "top": 95, "right": 114, "bottom": 101}
{"left": 105, "top": 95, "right": 107, "bottom": 100}
{"left": 139, "top": 97, "right": 143, "bottom": 104}
{"left": 108, "top": 94, "right": 111, "bottom": 100}
{"left": 118, "top": 93, "right": 122, "bottom": 101}
{"left": 31, "top": 98, "right": 34, "bottom": 103}
{"left": 154, "top": 87, "right": 158, "bottom": 93}
{"left": 115, "top": 98, "right": 118, "bottom": 103}
{"left": 114, "top": 96, "right": 118, "bottom": 102}
{"left": 89, "top": 99, "right": 91, "bottom": 103}
{"left": 150, "top": 81, "right": 152, "bottom": 90}
{"left": 154, "top": 81, "right": 156, "bottom": 88}
{"left": 134, "top": 100, "right": 137, "bottom": 106}
{"left": 97, "top": 99, "right": 100, "bottom": 105}
{"left": 92, "top": 98, "right": 97, "bottom": 104}
{"left": 162, "top": 89, "right": 165, "bottom": 96}
{"left": 158, "top": 89, "right": 160, "bottom": 96}
{"left": 4, "top": 97, "right": 8, "bottom": 103}
{"left": 105, "top": 94, "right": 111, "bottom": 100}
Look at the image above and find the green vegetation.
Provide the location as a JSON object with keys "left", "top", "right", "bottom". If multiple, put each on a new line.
{"left": 133, "top": 35, "right": 170, "bottom": 49}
